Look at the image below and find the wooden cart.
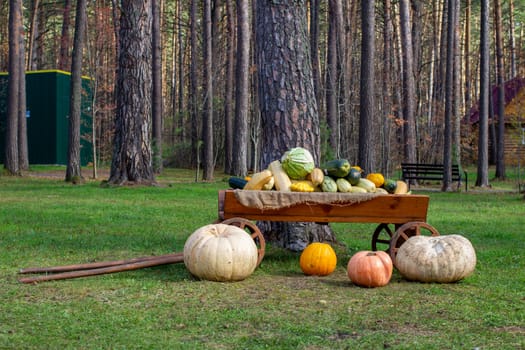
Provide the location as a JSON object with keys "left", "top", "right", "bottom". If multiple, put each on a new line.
{"left": 217, "top": 189, "right": 440, "bottom": 267}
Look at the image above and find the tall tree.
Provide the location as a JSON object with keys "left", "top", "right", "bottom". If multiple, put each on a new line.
{"left": 494, "top": 0, "right": 506, "bottom": 180}
{"left": 256, "top": 0, "right": 335, "bottom": 251}
{"left": 66, "top": 0, "right": 88, "bottom": 183}
{"left": 442, "top": 0, "right": 455, "bottom": 191}
{"left": 17, "top": 1, "right": 28, "bottom": 171}
{"left": 223, "top": 0, "right": 235, "bottom": 174}
{"left": 381, "top": 0, "right": 394, "bottom": 175}
{"left": 231, "top": 0, "right": 251, "bottom": 177}
{"left": 26, "top": 0, "right": 41, "bottom": 70}
{"left": 309, "top": 0, "right": 321, "bottom": 115}
{"left": 326, "top": 0, "right": 340, "bottom": 157}
{"left": 508, "top": 0, "right": 517, "bottom": 78}
{"left": 358, "top": 0, "right": 376, "bottom": 173}
{"left": 189, "top": 0, "right": 200, "bottom": 172}
{"left": 4, "top": 0, "right": 22, "bottom": 175}
{"left": 58, "top": 0, "right": 72, "bottom": 71}
{"left": 476, "top": 0, "right": 490, "bottom": 187}
{"left": 152, "top": 0, "right": 162, "bottom": 173}
{"left": 202, "top": 0, "right": 214, "bottom": 181}
{"left": 399, "top": 0, "right": 417, "bottom": 168}
{"left": 108, "top": 0, "right": 155, "bottom": 185}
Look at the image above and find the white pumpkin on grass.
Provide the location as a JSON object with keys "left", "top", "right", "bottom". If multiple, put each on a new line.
{"left": 183, "top": 224, "right": 258, "bottom": 282}
{"left": 395, "top": 234, "right": 476, "bottom": 283}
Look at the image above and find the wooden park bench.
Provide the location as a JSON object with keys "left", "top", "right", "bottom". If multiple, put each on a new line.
{"left": 401, "top": 163, "right": 468, "bottom": 191}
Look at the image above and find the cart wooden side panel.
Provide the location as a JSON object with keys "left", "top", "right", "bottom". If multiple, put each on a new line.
{"left": 218, "top": 190, "right": 429, "bottom": 224}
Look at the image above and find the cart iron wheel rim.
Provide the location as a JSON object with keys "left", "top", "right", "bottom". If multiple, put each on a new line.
{"left": 389, "top": 221, "right": 440, "bottom": 267}
{"left": 371, "top": 223, "right": 397, "bottom": 252}
{"left": 221, "top": 217, "right": 266, "bottom": 267}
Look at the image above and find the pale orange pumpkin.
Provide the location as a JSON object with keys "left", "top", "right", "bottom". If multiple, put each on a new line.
{"left": 183, "top": 224, "right": 258, "bottom": 282}
{"left": 347, "top": 251, "right": 393, "bottom": 287}
{"left": 299, "top": 242, "right": 337, "bottom": 276}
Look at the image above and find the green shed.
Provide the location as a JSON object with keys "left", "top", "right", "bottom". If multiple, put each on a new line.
{"left": 0, "top": 69, "right": 93, "bottom": 166}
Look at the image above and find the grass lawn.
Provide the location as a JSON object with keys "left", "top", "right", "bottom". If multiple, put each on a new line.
{"left": 0, "top": 166, "right": 523, "bottom": 349}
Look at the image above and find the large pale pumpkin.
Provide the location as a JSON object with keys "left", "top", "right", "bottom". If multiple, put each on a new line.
{"left": 183, "top": 224, "right": 258, "bottom": 282}
{"left": 347, "top": 251, "right": 393, "bottom": 288}
{"left": 299, "top": 242, "right": 337, "bottom": 276}
{"left": 395, "top": 234, "right": 476, "bottom": 283}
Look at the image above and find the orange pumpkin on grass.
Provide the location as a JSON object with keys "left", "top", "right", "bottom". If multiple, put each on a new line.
{"left": 299, "top": 243, "right": 337, "bottom": 276}
{"left": 347, "top": 251, "right": 393, "bottom": 287}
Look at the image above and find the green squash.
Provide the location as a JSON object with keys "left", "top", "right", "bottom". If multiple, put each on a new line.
{"left": 345, "top": 168, "right": 362, "bottom": 185}
{"left": 383, "top": 179, "right": 397, "bottom": 194}
{"left": 322, "top": 159, "right": 351, "bottom": 178}
{"left": 321, "top": 176, "right": 338, "bottom": 192}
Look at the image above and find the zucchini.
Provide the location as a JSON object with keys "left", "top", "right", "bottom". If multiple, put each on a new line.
{"left": 322, "top": 159, "right": 351, "bottom": 178}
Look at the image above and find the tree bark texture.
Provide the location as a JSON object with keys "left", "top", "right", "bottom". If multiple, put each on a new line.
{"left": 399, "top": 0, "right": 417, "bottom": 166}
{"left": 255, "top": 0, "right": 321, "bottom": 166}
{"left": 381, "top": 0, "right": 393, "bottom": 176}
{"left": 255, "top": 0, "right": 334, "bottom": 251}
{"left": 231, "top": 0, "right": 251, "bottom": 177}
{"left": 4, "top": 0, "right": 22, "bottom": 175}
{"left": 202, "top": 0, "right": 214, "bottom": 181}
{"left": 442, "top": 0, "right": 455, "bottom": 191}
{"left": 494, "top": 0, "right": 506, "bottom": 180}
{"left": 66, "top": 0, "right": 88, "bottom": 183}
{"left": 223, "top": 0, "right": 235, "bottom": 175}
{"left": 109, "top": 0, "right": 154, "bottom": 185}
{"left": 17, "top": 1, "right": 28, "bottom": 171}
{"left": 476, "top": 0, "right": 490, "bottom": 187}
{"left": 189, "top": 0, "right": 200, "bottom": 170}
{"left": 309, "top": 0, "right": 321, "bottom": 116}
{"left": 58, "top": 0, "right": 71, "bottom": 71}
{"left": 358, "top": 0, "right": 376, "bottom": 173}
{"left": 326, "top": 0, "right": 339, "bottom": 158}
{"left": 152, "top": 0, "right": 163, "bottom": 173}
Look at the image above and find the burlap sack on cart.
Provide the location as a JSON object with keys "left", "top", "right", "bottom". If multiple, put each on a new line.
{"left": 233, "top": 190, "right": 383, "bottom": 210}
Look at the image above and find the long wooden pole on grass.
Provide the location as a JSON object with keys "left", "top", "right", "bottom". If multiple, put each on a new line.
{"left": 19, "top": 253, "right": 184, "bottom": 284}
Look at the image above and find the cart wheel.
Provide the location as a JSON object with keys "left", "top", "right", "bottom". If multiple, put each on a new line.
{"left": 389, "top": 221, "right": 440, "bottom": 266}
{"left": 221, "top": 217, "right": 266, "bottom": 267}
{"left": 371, "top": 223, "right": 396, "bottom": 252}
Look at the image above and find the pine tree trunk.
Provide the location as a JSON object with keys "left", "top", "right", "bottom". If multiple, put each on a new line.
{"left": 255, "top": 0, "right": 335, "bottom": 251}
{"left": 494, "top": 0, "right": 506, "bottom": 180}
{"left": 17, "top": 2, "right": 28, "bottom": 171}
{"left": 231, "top": 0, "right": 251, "bottom": 177}
{"left": 5, "top": 0, "right": 22, "bottom": 176}
{"left": 58, "top": 0, "right": 71, "bottom": 71}
{"left": 442, "top": 0, "right": 455, "bottom": 191}
{"left": 152, "top": 0, "right": 163, "bottom": 173}
{"left": 109, "top": 0, "right": 155, "bottom": 185}
{"left": 476, "top": 0, "right": 490, "bottom": 187}
{"left": 399, "top": 0, "right": 417, "bottom": 166}
{"left": 66, "top": 0, "right": 88, "bottom": 183}
{"left": 358, "top": 0, "right": 376, "bottom": 173}
{"left": 223, "top": 0, "right": 235, "bottom": 175}
{"left": 326, "top": 0, "right": 339, "bottom": 156}
{"left": 202, "top": 0, "right": 214, "bottom": 181}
